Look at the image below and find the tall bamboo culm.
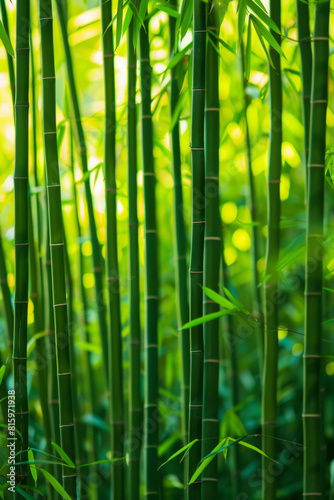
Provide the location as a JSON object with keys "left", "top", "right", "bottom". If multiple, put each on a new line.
{"left": 39, "top": 1, "right": 77, "bottom": 496}
{"left": 261, "top": 0, "right": 282, "bottom": 497}
{"left": 127, "top": 11, "right": 142, "bottom": 500}
{"left": 55, "top": 0, "right": 109, "bottom": 382}
{"left": 100, "top": 1, "right": 124, "bottom": 496}
{"left": 303, "top": 1, "right": 329, "bottom": 497}
{"left": 201, "top": 3, "right": 220, "bottom": 497}
{"left": 188, "top": 0, "right": 206, "bottom": 497}
{"left": 139, "top": 18, "right": 160, "bottom": 500}
{"left": 169, "top": 0, "right": 190, "bottom": 449}
{"left": 0, "top": 0, "right": 15, "bottom": 107}
{"left": 296, "top": 0, "right": 312, "bottom": 196}
{"left": 13, "top": 0, "right": 30, "bottom": 493}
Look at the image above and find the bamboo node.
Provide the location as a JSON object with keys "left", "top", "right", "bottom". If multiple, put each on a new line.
{"left": 16, "top": 47, "right": 29, "bottom": 51}
{"left": 110, "top": 421, "right": 125, "bottom": 425}
{"left": 205, "top": 108, "right": 219, "bottom": 111}
{"left": 93, "top": 268, "right": 102, "bottom": 272}
{"left": 189, "top": 404, "right": 203, "bottom": 407}
{"left": 302, "top": 494, "right": 322, "bottom": 497}
{"left": 40, "top": 17, "right": 53, "bottom": 20}
{"left": 50, "top": 243, "right": 64, "bottom": 246}
{"left": 14, "top": 176, "right": 28, "bottom": 180}
{"left": 12, "top": 356, "right": 27, "bottom": 360}
{"left": 146, "top": 344, "right": 158, "bottom": 348}
{"left": 146, "top": 295, "right": 159, "bottom": 300}
{"left": 42, "top": 76, "right": 56, "bottom": 80}
{"left": 106, "top": 187, "right": 117, "bottom": 192}
{"left": 202, "top": 478, "right": 218, "bottom": 482}
{"left": 190, "top": 147, "right": 204, "bottom": 150}
{"left": 141, "top": 115, "right": 151, "bottom": 119}
{"left": 104, "top": 54, "right": 114, "bottom": 58}
{"left": 205, "top": 176, "right": 219, "bottom": 180}
{"left": 15, "top": 411, "right": 29, "bottom": 415}
{"left": 193, "top": 30, "right": 206, "bottom": 33}
{"left": 146, "top": 492, "right": 159, "bottom": 495}
{"left": 14, "top": 300, "right": 28, "bottom": 304}
{"left": 308, "top": 164, "right": 324, "bottom": 168}
{"left": 129, "top": 221, "right": 139, "bottom": 226}
{"left": 107, "top": 276, "right": 119, "bottom": 281}
{"left": 205, "top": 359, "right": 219, "bottom": 363}
{"left": 53, "top": 303, "right": 67, "bottom": 307}
{"left": 267, "top": 179, "right": 281, "bottom": 184}
{"left": 143, "top": 172, "right": 155, "bottom": 177}
{"left": 311, "top": 100, "right": 327, "bottom": 104}
{"left": 302, "top": 414, "right": 321, "bottom": 418}
{"left": 304, "top": 292, "right": 321, "bottom": 296}
{"left": 48, "top": 400, "right": 59, "bottom": 404}
{"left": 205, "top": 237, "right": 221, "bottom": 241}
{"left": 62, "top": 475, "right": 77, "bottom": 478}
{"left": 145, "top": 229, "right": 157, "bottom": 233}
{"left": 145, "top": 445, "right": 158, "bottom": 448}
{"left": 311, "top": 37, "right": 329, "bottom": 41}
{"left": 58, "top": 372, "right": 71, "bottom": 376}
{"left": 130, "top": 340, "right": 140, "bottom": 345}
{"left": 203, "top": 418, "right": 219, "bottom": 422}
{"left": 192, "top": 220, "right": 205, "bottom": 223}
{"left": 191, "top": 350, "right": 203, "bottom": 353}
{"left": 303, "top": 355, "right": 321, "bottom": 358}
{"left": 140, "top": 58, "right": 150, "bottom": 62}
{"left": 43, "top": 131, "right": 57, "bottom": 134}
{"left": 15, "top": 104, "right": 29, "bottom": 107}
{"left": 145, "top": 404, "right": 157, "bottom": 408}
{"left": 306, "top": 234, "right": 322, "bottom": 238}
{"left": 47, "top": 184, "right": 60, "bottom": 188}
{"left": 59, "top": 423, "right": 75, "bottom": 428}
{"left": 262, "top": 420, "right": 276, "bottom": 425}
{"left": 14, "top": 242, "right": 29, "bottom": 246}
{"left": 190, "top": 270, "right": 203, "bottom": 274}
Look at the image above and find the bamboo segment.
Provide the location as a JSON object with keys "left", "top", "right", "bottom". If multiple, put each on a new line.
{"left": 39, "top": 1, "right": 77, "bottom": 497}
{"left": 202, "top": 3, "right": 220, "bottom": 497}
{"left": 188, "top": 0, "right": 206, "bottom": 497}
{"left": 303, "top": 1, "right": 329, "bottom": 496}
{"left": 55, "top": 0, "right": 109, "bottom": 381}
{"left": 169, "top": 0, "right": 190, "bottom": 449}
{"left": 127, "top": 13, "right": 142, "bottom": 500}
{"left": 139, "top": 18, "right": 160, "bottom": 500}
{"left": 261, "top": 1, "right": 282, "bottom": 498}
{"left": 296, "top": 0, "right": 312, "bottom": 197}
{"left": 100, "top": 1, "right": 124, "bottom": 497}
{"left": 13, "top": 0, "right": 30, "bottom": 492}
{"left": 0, "top": 231, "right": 13, "bottom": 348}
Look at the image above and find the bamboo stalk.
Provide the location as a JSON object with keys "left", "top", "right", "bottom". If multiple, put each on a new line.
{"left": 127, "top": 11, "right": 142, "bottom": 500}
{"left": 39, "top": 1, "right": 77, "bottom": 496}
{"left": 296, "top": 0, "right": 312, "bottom": 198}
{"left": 187, "top": 0, "right": 206, "bottom": 497}
{"left": 13, "top": 0, "right": 30, "bottom": 492}
{"left": 139, "top": 17, "right": 160, "bottom": 500}
{"left": 303, "top": 1, "right": 329, "bottom": 497}
{"left": 169, "top": 0, "right": 190, "bottom": 449}
{"left": 55, "top": 0, "right": 109, "bottom": 381}
{"left": 201, "top": 3, "right": 220, "bottom": 497}
{"left": 100, "top": 1, "right": 124, "bottom": 496}
{"left": 0, "top": 231, "right": 13, "bottom": 349}
{"left": 261, "top": 1, "right": 282, "bottom": 497}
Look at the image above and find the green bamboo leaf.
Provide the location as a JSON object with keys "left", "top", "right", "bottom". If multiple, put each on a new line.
{"left": 166, "top": 42, "right": 192, "bottom": 72}
{"left": 39, "top": 469, "right": 72, "bottom": 500}
{"left": 116, "top": 0, "right": 123, "bottom": 48}
{"left": 75, "top": 162, "right": 103, "bottom": 184}
{"left": 133, "top": 0, "right": 149, "bottom": 47}
{"left": 27, "top": 330, "right": 50, "bottom": 357}
{"left": 200, "top": 435, "right": 246, "bottom": 464}
{"left": 182, "top": 308, "right": 237, "bottom": 329}
{"left": 251, "top": 16, "right": 274, "bottom": 67}
{"left": 202, "top": 286, "right": 236, "bottom": 309}
{"left": 51, "top": 442, "right": 75, "bottom": 468}
{"left": 251, "top": 15, "right": 285, "bottom": 59}
{"left": 28, "top": 450, "right": 37, "bottom": 485}
{"left": 222, "top": 287, "right": 249, "bottom": 314}
{"left": 237, "top": 0, "right": 247, "bottom": 41}
{"left": 245, "top": 20, "right": 252, "bottom": 80}
{"left": 14, "top": 460, "right": 64, "bottom": 466}
{"left": 234, "top": 438, "right": 278, "bottom": 462}
{"left": 189, "top": 439, "right": 229, "bottom": 484}
{"left": 323, "top": 287, "right": 334, "bottom": 294}
{"left": 158, "top": 439, "right": 198, "bottom": 470}
{"left": 180, "top": 0, "right": 192, "bottom": 38}
{"left": 155, "top": 3, "right": 179, "bottom": 18}
{"left": 13, "top": 487, "right": 35, "bottom": 500}
{"left": 77, "top": 458, "right": 123, "bottom": 468}
{"left": 208, "top": 29, "right": 236, "bottom": 55}
{"left": 0, "top": 19, "right": 14, "bottom": 57}
{"left": 29, "top": 448, "right": 65, "bottom": 462}
{"left": 245, "top": 0, "right": 280, "bottom": 34}
{"left": 0, "top": 365, "right": 5, "bottom": 386}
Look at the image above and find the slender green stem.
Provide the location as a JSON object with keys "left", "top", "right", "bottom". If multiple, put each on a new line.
{"left": 296, "top": 0, "right": 312, "bottom": 199}
{"left": 188, "top": 1, "right": 206, "bottom": 497}
{"left": 128, "top": 12, "right": 142, "bottom": 500}
{"left": 140, "top": 17, "right": 160, "bottom": 500}
{"left": 55, "top": 0, "right": 109, "bottom": 382}
{"left": 169, "top": 0, "right": 190, "bottom": 450}
{"left": 13, "top": 0, "right": 30, "bottom": 492}
{"left": 0, "top": 0, "right": 15, "bottom": 108}
{"left": 100, "top": 1, "right": 124, "bottom": 496}
{"left": 261, "top": 1, "right": 282, "bottom": 497}
{"left": 303, "top": 2, "right": 329, "bottom": 497}
{"left": 201, "top": 3, "right": 220, "bottom": 497}
{"left": 39, "top": 1, "right": 77, "bottom": 496}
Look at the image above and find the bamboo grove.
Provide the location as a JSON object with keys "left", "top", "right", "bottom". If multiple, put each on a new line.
{"left": 0, "top": 0, "right": 334, "bottom": 499}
